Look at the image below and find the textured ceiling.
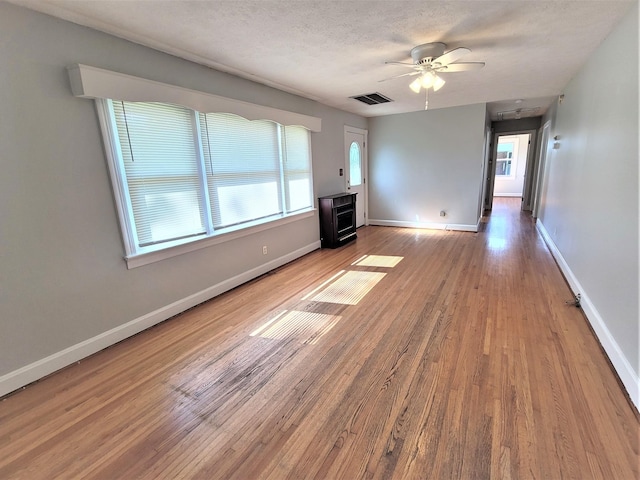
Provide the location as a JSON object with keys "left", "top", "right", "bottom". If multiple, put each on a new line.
{"left": 10, "top": 0, "right": 635, "bottom": 119}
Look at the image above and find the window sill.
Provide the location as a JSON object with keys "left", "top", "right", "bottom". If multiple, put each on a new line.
{"left": 125, "top": 208, "right": 316, "bottom": 269}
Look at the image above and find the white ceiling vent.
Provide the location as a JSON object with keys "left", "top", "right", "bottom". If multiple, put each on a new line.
{"left": 350, "top": 93, "right": 392, "bottom": 105}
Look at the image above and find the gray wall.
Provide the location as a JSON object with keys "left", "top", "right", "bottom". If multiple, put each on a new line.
{"left": 368, "top": 104, "right": 487, "bottom": 227}
{"left": 538, "top": 5, "right": 638, "bottom": 377}
{"left": 0, "top": 3, "right": 366, "bottom": 377}
{"left": 492, "top": 117, "right": 541, "bottom": 134}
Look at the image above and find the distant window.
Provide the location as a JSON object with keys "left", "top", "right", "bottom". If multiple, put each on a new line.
{"left": 496, "top": 142, "right": 514, "bottom": 176}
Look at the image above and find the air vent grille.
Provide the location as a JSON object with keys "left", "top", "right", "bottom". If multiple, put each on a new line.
{"left": 350, "top": 92, "right": 392, "bottom": 105}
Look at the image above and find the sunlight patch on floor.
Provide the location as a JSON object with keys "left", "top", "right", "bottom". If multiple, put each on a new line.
{"left": 352, "top": 255, "right": 404, "bottom": 268}
{"left": 301, "top": 270, "right": 346, "bottom": 300}
{"left": 311, "top": 270, "right": 386, "bottom": 305}
{"left": 250, "top": 310, "right": 341, "bottom": 345}
{"left": 487, "top": 237, "right": 508, "bottom": 251}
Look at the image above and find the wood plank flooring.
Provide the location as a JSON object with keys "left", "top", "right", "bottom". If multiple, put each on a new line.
{"left": 1, "top": 198, "right": 638, "bottom": 479}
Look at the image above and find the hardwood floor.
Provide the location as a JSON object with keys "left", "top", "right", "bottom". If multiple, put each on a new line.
{"left": 1, "top": 198, "right": 638, "bottom": 479}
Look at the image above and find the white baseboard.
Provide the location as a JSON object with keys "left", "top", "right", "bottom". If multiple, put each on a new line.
{"left": 0, "top": 241, "right": 320, "bottom": 398}
{"left": 368, "top": 219, "right": 478, "bottom": 232}
{"left": 537, "top": 221, "right": 639, "bottom": 411}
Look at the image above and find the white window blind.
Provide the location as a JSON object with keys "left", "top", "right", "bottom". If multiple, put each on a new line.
{"left": 104, "top": 99, "right": 315, "bottom": 263}
{"left": 283, "top": 126, "right": 313, "bottom": 212}
{"left": 200, "top": 113, "right": 282, "bottom": 228}
{"left": 112, "top": 101, "right": 206, "bottom": 247}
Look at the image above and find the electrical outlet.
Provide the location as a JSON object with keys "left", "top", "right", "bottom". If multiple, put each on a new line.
{"left": 262, "top": 245, "right": 268, "bottom": 255}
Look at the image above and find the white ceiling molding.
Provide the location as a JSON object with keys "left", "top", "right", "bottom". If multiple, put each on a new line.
{"left": 67, "top": 64, "right": 322, "bottom": 131}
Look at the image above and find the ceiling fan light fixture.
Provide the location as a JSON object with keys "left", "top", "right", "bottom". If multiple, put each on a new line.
{"left": 409, "top": 77, "right": 422, "bottom": 93}
{"left": 420, "top": 71, "right": 436, "bottom": 88}
{"left": 385, "top": 42, "right": 484, "bottom": 101}
{"left": 409, "top": 72, "right": 445, "bottom": 95}
{"left": 432, "top": 75, "right": 445, "bottom": 91}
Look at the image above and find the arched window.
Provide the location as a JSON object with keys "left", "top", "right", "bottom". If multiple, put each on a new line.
{"left": 349, "top": 141, "right": 362, "bottom": 186}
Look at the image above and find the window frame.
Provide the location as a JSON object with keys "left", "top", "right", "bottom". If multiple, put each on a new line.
{"left": 348, "top": 141, "right": 362, "bottom": 187}
{"left": 200, "top": 112, "right": 284, "bottom": 229}
{"left": 496, "top": 140, "right": 516, "bottom": 178}
{"left": 96, "top": 99, "right": 315, "bottom": 269}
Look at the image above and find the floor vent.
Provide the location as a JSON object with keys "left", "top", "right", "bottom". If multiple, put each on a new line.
{"left": 350, "top": 92, "right": 393, "bottom": 105}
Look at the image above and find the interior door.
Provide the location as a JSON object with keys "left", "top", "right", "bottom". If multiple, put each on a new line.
{"left": 344, "top": 127, "right": 367, "bottom": 227}
{"left": 483, "top": 132, "right": 499, "bottom": 211}
{"left": 479, "top": 126, "right": 492, "bottom": 215}
{"left": 520, "top": 132, "right": 535, "bottom": 211}
{"left": 532, "top": 121, "right": 551, "bottom": 218}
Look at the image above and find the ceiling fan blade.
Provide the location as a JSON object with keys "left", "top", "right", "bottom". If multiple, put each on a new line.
{"left": 437, "top": 62, "right": 485, "bottom": 72}
{"left": 378, "top": 71, "right": 421, "bottom": 82}
{"left": 384, "top": 61, "right": 417, "bottom": 68}
{"left": 433, "top": 47, "right": 471, "bottom": 66}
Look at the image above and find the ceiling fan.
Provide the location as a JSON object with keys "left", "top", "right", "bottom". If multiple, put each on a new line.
{"left": 382, "top": 42, "right": 485, "bottom": 109}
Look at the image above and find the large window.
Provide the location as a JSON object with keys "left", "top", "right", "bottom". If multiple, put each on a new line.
{"left": 102, "top": 99, "right": 313, "bottom": 262}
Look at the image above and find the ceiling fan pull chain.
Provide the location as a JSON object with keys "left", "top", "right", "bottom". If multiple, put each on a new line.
{"left": 425, "top": 88, "right": 429, "bottom": 110}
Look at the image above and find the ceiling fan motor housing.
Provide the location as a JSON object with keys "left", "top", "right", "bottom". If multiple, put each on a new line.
{"left": 410, "top": 42, "right": 446, "bottom": 65}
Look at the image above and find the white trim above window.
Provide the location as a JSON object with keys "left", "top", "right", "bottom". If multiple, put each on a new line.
{"left": 67, "top": 64, "right": 322, "bottom": 131}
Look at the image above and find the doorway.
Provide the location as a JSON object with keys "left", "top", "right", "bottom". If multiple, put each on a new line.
{"left": 494, "top": 134, "right": 530, "bottom": 197}
{"left": 344, "top": 126, "right": 367, "bottom": 227}
{"left": 484, "top": 129, "right": 537, "bottom": 213}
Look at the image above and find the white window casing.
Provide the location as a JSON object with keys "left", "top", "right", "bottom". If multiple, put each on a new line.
{"left": 78, "top": 65, "right": 320, "bottom": 268}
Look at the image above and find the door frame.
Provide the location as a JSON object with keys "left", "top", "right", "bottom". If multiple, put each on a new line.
{"left": 344, "top": 125, "right": 368, "bottom": 226}
{"left": 520, "top": 129, "right": 539, "bottom": 211}
{"left": 532, "top": 121, "right": 551, "bottom": 218}
{"left": 484, "top": 128, "right": 538, "bottom": 212}
{"left": 480, "top": 125, "right": 492, "bottom": 216}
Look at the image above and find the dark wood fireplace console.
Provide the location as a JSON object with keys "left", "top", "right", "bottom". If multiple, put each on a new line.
{"left": 318, "top": 193, "right": 357, "bottom": 248}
